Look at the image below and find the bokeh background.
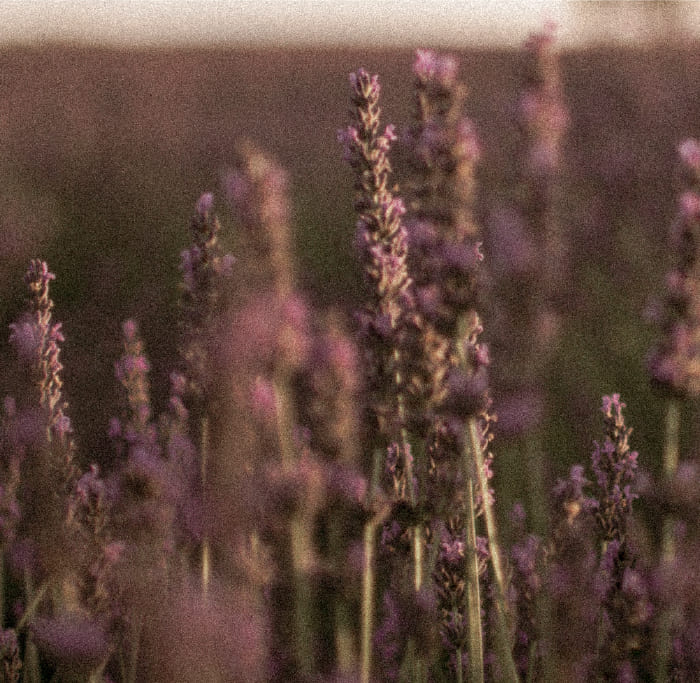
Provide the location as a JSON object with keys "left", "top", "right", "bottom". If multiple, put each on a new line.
{"left": 1, "top": 0, "right": 699, "bottom": 522}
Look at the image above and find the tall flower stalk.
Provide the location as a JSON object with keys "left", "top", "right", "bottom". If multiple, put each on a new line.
{"left": 340, "top": 67, "right": 422, "bottom": 682}
{"left": 514, "top": 25, "right": 568, "bottom": 541}
{"left": 9, "top": 260, "right": 78, "bottom": 491}
{"left": 178, "top": 193, "right": 234, "bottom": 595}
{"left": 227, "top": 145, "right": 321, "bottom": 679}
{"left": 588, "top": 395, "right": 648, "bottom": 681}
{"left": 8, "top": 260, "right": 80, "bottom": 681}
{"left": 405, "top": 50, "right": 516, "bottom": 682}
{"left": 648, "top": 138, "right": 700, "bottom": 474}
{"left": 647, "top": 137, "right": 700, "bottom": 679}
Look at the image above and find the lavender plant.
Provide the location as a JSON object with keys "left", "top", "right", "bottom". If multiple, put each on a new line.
{"left": 339, "top": 67, "right": 430, "bottom": 682}
{"left": 646, "top": 137, "right": 700, "bottom": 681}
{"left": 403, "top": 49, "right": 516, "bottom": 682}
{"left": 0, "top": 42, "right": 697, "bottom": 683}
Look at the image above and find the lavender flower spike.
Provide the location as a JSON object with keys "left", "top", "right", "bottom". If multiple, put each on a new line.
{"left": 9, "top": 260, "right": 77, "bottom": 490}
{"left": 341, "top": 67, "right": 421, "bottom": 683}
{"left": 179, "top": 192, "right": 235, "bottom": 412}
{"left": 224, "top": 143, "right": 292, "bottom": 299}
{"left": 648, "top": 138, "right": 700, "bottom": 398}
{"left": 591, "top": 394, "right": 638, "bottom": 544}
{"left": 340, "top": 68, "right": 416, "bottom": 443}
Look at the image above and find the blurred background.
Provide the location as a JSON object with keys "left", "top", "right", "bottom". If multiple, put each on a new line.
{"left": 0, "top": 0, "right": 698, "bottom": 519}
{"left": 2, "top": 1, "right": 699, "bottom": 48}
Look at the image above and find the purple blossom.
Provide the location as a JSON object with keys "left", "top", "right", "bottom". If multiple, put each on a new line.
{"left": 678, "top": 138, "right": 700, "bottom": 171}
{"left": 590, "top": 395, "right": 638, "bottom": 542}
{"left": 648, "top": 139, "right": 700, "bottom": 397}
{"left": 8, "top": 316, "right": 42, "bottom": 360}
{"left": 413, "top": 49, "right": 458, "bottom": 87}
{"left": 195, "top": 190, "right": 214, "bottom": 216}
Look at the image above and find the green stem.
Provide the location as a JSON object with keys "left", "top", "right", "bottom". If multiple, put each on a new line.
{"left": 20, "top": 572, "right": 47, "bottom": 683}
{"left": 393, "top": 357, "right": 427, "bottom": 682}
{"left": 360, "top": 447, "right": 387, "bottom": 683}
{"left": 468, "top": 419, "right": 505, "bottom": 598}
{"left": 333, "top": 599, "right": 355, "bottom": 676}
{"left": 525, "top": 435, "right": 555, "bottom": 683}
{"left": 525, "top": 435, "right": 548, "bottom": 540}
{"left": 655, "top": 397, "right": 681, "bottom": 682}
{"left": 463, "top": 477, "right": 484, "bottom": 683}
{"left": 200, "top": 416, "right": 210, "bottom": 597}
{"left": 662, "top": 397, "right": 681, "bottom": 479}
{"left": 273, "top": 374, "right": 315, "bottom": 676}
{"left": 393, "top": 350, "right": 423, "bottom": 595}
{"left": 360, "top": 516, "right": 377, "bottom": 683}
{"left": 0, "top": 550, "right": 4, "bottom": 628}
{"left": 17, "top": 576, "right": 48, "bottom": 631}
{"left": 328, "top": 509, "right": 357, "bottom": 674}
{"left": 290, "top": 514, "right": 315, "bottom": 676}
{"left": 456, "top": 648, "right": 464, "bottom": 683}
{"left": 127, "top": 615, "right": 143, "bottom": 683}
{"left": 468, "top": 418, "right": 519, "bottom": 683}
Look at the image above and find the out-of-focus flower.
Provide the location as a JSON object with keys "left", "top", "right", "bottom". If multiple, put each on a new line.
{"left": 648, "top": 139, "right": 700, "bottom": 397}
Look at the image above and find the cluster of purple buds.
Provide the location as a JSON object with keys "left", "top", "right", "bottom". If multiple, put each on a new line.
{"left": 340, "top": 69, "right": 418, "bottom": 440}
{"left": 109, "top": 320, "right": 180, "bottom": 552}
{"left": 432, "top": 516, "right": 489, "bottom": 659}
{"left": 406, "top": 50, "right": 483, "bottom": 339}
{"left": 552, "top": 463, "right": 596, "bottom": 528}
{"left": 590, "top": 394, "right": 638, "bottom": 542}
{"left": 110, "top": 319, "right": 157, "bottom": 454}
{"left": 648, "top": 139, "right": 700, "bottom": 397}
{"left": 409, "top": 220, "right": 483, "bottom": 338}
{"left": 224, "top": 146, "right": 292, "bottom": 297}
{"left": 440, "top": 312, "right": 491, "bottom": 427}
{"left": 179, "top": 193, "right": 234, "bottom": 408}
{"left": 509, "top": 504, "right": 543, "bottom": 678}
{"left": 9, "top": 260, "right": 73, "bottom": 446}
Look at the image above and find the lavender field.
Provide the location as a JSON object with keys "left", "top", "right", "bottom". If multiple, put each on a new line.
{"left": 0, "top": 33, "right": 698, "bottom": 681}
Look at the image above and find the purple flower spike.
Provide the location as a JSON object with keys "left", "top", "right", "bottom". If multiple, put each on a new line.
{"left": 195, "top": 191, "right": 214, "bottom": 217}
{"left": 10, "top": 259, "right": 77, "bottom": 479}
{"left": 678, "top": 138, "right": 700, "bottom": 172}
{"left": 591, "top": 394, "right": 638, "bottom": 543}
{"left": 648, "top": 138, "right": 700, "bottom": 397}
{"left": 341, "top": 66, "right": 420, "bottom": 441}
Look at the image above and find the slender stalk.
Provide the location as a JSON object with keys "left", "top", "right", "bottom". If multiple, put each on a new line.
{"left": 273, "top": 373, "right": 315, "bottom": 676}
{"left": 333, "top": 599, "right": 355, "bottom": 675}
{"left": 200, "top": 416, "right": 210, "bottom": 597}
{"left": 328, "top": 506, "right": 357, "bottom": 674}
{"left": 274, "top": 371, "right": 297, "bottom": 468}
{"left": 662, "top": 398, "right": 680, "bottom": 498}
{"left": 525, "top": 436, "right": 555, "bottom": 683}
{"left": 360, "top": 447, "right": 387, "bottom": 683}
{"left": 463, "top": 477, "right": 484, "bottom": 683}
{"left": 360, "top": 515, "right": 378, "bottom": 683}
{"left": 655, "top": 397, "right": 681, "bottom": 682}
{"left": 395, "top": 359, "right": 427, "bottom": 682}
{"left": 525, "top": 435, "right": 548, "bottom": 539}
{"left": 468, "top": 419, "right": 505, "bottom": 598}
{"left": 393, "top": 349, "right": 423, "bottom": 595}
{"left": 20, "top": 572, "right": 46, "bottom": 683}
{"left": 0, "top": 551, "right": 4, "bottom": 628}
{"left": 17, "top": 576, "right": 48, "bottom": 632}
{"left": 468, "top": 418, "right": 519, "bottom": 683}
{"left": 127, "top": 615, "right": 143, "bottom": 683}
{"left": 290, "top": 515, "right": 315, "bottom": 675}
